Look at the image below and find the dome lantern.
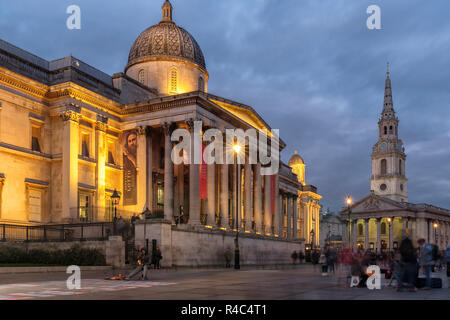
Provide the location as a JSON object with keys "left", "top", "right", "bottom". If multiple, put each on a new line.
{"left": 162, "top": 0, "right": 173, "bottom": 22}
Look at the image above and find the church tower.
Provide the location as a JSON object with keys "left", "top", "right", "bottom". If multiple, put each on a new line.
{"left": 370, "top": 63, "right": 408, "bottom": 202}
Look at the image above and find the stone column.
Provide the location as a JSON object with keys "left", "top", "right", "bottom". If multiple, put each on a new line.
{"left": 274, "top": 173, "right": 281, "bottom": 237}
{"left": 389, "top": 218, "right": 394, "bottom": 250}
{"left": 292, "top": 196, "right": 297, "bottom": 239}
{"left": 136, "top": 126, "right": 147, "bottom": 213}
{"left": 278, "top": 193, "right": 283, "bottom": 237}
{"left": 428, "top": 219, "right": 433, "bottom": 244}
{"left": 60, "top": 110, "right": 81, "bottom": 223}
{"left": 286, "top": 195, "right": 292, "bottom": 240}
{"left": 206, "top": 161, "right": 215, "bottom": 226}
{"left": 365, "top": 218, "right": 369, "bottom": 250}
{"left": 95, "top": 118, "right": 107, "bottom": 221}
{"left": 402, "top": 216, "right": 408, "bottom": 238}
{"left": 187, "top": 120, "right": 201, "bottom": 225}
{"left": 244, "top": 160, "right": 252, "bottom": 232}
{"left": 264, "top": 174, "right": 271, "bottom": 235}
{"left": 146, "top": 127, "right": 153, "bottom": 211}
{"left": 352, "top": 219, "right": 357, "bottom": 251}
{"left": 253, "top": 163, "right": 262, "bottom": 234}
{"left": 162, "top": 123, "right": 174, "bottom": 222}
{"left": 220, "top": 164, "right": 229, "bottom": 228}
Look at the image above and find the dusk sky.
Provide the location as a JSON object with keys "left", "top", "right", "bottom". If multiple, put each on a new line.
{"left": 1, "top": 0, "right": 449, "bottom": 213}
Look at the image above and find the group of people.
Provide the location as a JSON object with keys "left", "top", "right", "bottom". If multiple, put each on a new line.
{"left": 340, "top": 238, "right": 447, "bottom": 291}
{"left": 127, "top": 247, "right": 163, "bottom": 280}
{"left": 291, "top": 251, "right": 306, "bottom": 264}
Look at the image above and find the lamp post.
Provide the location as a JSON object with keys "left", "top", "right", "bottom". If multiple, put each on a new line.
{"left": 387, "top": 217, "right": 392, "bottom": 252}
{"left": 433, "top": 222, "right": 438, "bottom": 245}
{"left": 233, "top": 143, "right": 241, "bottom": 270}
{"left": 346, "top": 197, "right": 352, "bottom": 248}
{"left": 310, "top": 229, "right": 315, "bottom": 249}
{"left": 111, "top": 189, "right": 121, "bottom": 235}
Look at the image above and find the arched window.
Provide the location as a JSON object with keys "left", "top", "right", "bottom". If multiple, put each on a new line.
{"left": 138, "top": 69, "right": 145, "bottom": 85}
{"left": 198, "top": 77, "right": 205, "bottom": 92}
{"left": 169, "top": 68, "right": 178, "bottom": 94}
{"left": 384, "top": 126, "right": 387, "bottom": 135}
{"left": 380, "top": 159, "right": 387, "bottom": 175}
{"left": 399, "top": 159, "right": 402, "bottom": 175}
{"left": 358, "top": 224, "right": 363, "bottom": 236}
{"left": 381, "top": 222, "right": 386, "bottom": 235}
{"left": 389, "top": 126, "right": 393, "bottom": 134}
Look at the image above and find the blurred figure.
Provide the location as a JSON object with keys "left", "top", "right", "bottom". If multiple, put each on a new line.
{"left": 417, "top": 238, "right": 434, "bottom": 290}
{"left": 291, "top": 251, "right": 298, "bottom": 264}
{"left": 398, "top": 237, "right": 417, "bottom": 292}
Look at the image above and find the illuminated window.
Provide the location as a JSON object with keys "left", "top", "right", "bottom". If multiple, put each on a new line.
{"left": 28, "top": 189, "right": 42, "bottom": 222}
{"left": 381, "top": 222, "right": 386, "bottom": 235}
{"left": 31, "top": 126, "right": 42, "bottom": 152}
{"left": 198, "top": 77, "right": 205, "bottom": 92}
{"left": 138, "top": 69, "right": 145, "bottom": 85}
{"left": 380, "top": 159, "right": 387, "bottom": 175}
{"left": 79, "top": 192, "right": 91, "bottom": 222}
{"left": 157, "top": 182, "right": 164, "bottom": 209}
{"left": 358, "top": 224, "right": 363, "bottom": 236}
{"left": 169, "top": 68, "right": 178, "bottom": 94}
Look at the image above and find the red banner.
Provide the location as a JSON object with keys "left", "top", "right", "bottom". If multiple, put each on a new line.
{"left": 199, "top": 144, "right": 207, "bottom": 200}
{"left": 270, "top": 175, "right": 275, "bottom": 215}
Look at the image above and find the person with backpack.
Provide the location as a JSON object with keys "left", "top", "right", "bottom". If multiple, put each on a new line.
{"left": 397, "top": 237, "right": 418, "bottom": 292}
{"left": 417, "top": 238, "right": 435, "bottom": 290}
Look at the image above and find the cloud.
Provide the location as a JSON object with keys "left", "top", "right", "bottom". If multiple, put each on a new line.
{"left": 1, "top": 0, "right": 449, "bottom": 212}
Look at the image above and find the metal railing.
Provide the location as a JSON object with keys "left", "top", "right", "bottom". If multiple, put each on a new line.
{"left": 0, "top": 222, "right": 115, "bottom": 242}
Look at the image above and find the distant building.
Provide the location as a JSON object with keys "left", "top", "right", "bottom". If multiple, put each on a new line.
{"left": 341, "top": 65, "right": 450, "bottom": 252}
{"left": 319, "top": 209, "right": 347, "bottom": 248}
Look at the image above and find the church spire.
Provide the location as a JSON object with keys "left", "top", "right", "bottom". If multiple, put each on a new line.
{"left": 382, "top": 61, "right": 394, "bottom": 115}
{"left": 162, "top": 0, "right": 173, "bottom": 22}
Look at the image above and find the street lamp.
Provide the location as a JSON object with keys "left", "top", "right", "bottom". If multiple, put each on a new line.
{"left": 111, "top": 189, "right": 121, "bottom": 235}
{"left": 346, "top": 197, "right": 352, "bottom": 248}
{"left": 433, "top": 222, "right": 438, "bottom": 244}
{"left": 387, "top": 217, "right": 392, "bottom": 252}
{"left": 233, "top": 142, "right": 241, "bottom": 270}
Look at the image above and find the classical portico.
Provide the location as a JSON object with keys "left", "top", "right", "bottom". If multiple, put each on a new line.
{"left": 341, "top": 193, "right": 450, "bottom": 251}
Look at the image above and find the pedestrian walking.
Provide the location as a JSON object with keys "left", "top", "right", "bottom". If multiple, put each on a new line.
{"left": 417, "top": 238, "right": 434, "bottom": 290}
{"left": 127, "top": 248, "right": 150, "bottom": 280}
{"left": 397, "top": 237, "right": 417, "bottom": 292}
{"left": 291, "top": 251, "right": 298, "bottom": 264}
{"left": 153, "top": 246, "right": 163, "bottom": 269}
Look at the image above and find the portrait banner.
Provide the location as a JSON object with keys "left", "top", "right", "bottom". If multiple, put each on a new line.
{"left": 123, "top": 130, "right": 138, "bottom": 205}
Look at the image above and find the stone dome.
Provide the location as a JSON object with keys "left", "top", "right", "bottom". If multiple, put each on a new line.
{"left": 289, "top": 150, "right": 304, "bottom": 166}
{"left": 125, "top": 1, "right": 206, "bottom": 72}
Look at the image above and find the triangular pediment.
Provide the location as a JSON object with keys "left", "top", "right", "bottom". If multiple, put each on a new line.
{"left": 208, "top": 95, "right": 271, "bottom": 133}
{"left": 350, "top": 194, "right": 406, "bottom": 213}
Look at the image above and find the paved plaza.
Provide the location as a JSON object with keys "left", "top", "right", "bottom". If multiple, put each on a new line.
{"left": 0, "top": 264, "right": 448, "bottom": 300}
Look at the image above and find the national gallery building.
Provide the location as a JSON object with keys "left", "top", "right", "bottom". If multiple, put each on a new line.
{"left": 0, "top": 1, "right": 321, "bottom": 264}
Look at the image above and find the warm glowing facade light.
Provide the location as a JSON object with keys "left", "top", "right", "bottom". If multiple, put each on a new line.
{"left": 346, "top": 197, "right": 352, "bottom": 206}
{"left": 233, "top": 144, "right": 241, "bottom": 154}
{"left": 433, "top": 222, "right": 438, "bottom": 228}
{"left": 387, "top": 217, "right": 392, "bottom": 223}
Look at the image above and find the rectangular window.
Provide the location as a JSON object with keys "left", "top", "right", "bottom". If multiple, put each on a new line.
{"left": 105, "top": 195, "right": 114, "bottom": 222}
{"left": 81, "top": 133, "right": 90, "bottom": 158}
{"left": 79, "top": 193, "right": 91, "bottom": 222}
{"left": 31, "top": 126, "right": 42, "bottom": 152}
{"left": 157, "top": 182, "right": 164, "bottom": 209}
{"left": 28, "top": 189, "right": 42, "bottom": 222}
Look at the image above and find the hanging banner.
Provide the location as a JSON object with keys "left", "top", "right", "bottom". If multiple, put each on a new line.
{"left": 270, "top": 175, "right": 275, "bottom": 215}
{"left": 199, "top": 143, "right": 207, "bottom": 200}
{"left": 123, "top": 130, "right": 137, "bottom": 205}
